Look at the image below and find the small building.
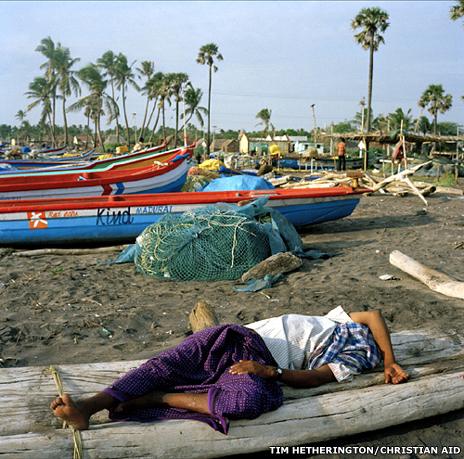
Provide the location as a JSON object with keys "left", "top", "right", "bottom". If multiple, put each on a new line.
{"left": 221, "top": 139, "right": 238, "bottom": 153}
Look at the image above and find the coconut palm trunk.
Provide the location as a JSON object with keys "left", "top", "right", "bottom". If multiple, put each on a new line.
{"left": 85, "top": 114, "right": 90, "bottom": 149}
{"left": 206, "top": 63, "right": 212, "bottom": 156}
{"left": 366, "top": 31, "right": 374, "bottom": 133}
{"left": 175, "top": 99, "right": 180, "bottom": 147}
{"left": 51, "top": 88, "right": 56, "bottom": 146}
{"left": 148, "top": 106, "right": 161, "bottom": 143}
{"left": 110, "top": 81, "right": 120, "bottom": 144}
{"left": 94, "top": 119, "right": 98, "bottom": 147}
{"left": 145, "top": 99, "right": 158, "bottom": 139}
{"left": 121, "top": 84, "right": 130, "bottom": 146}
{"left": 62, "top": 95, "right": 69, "bottom": 145}
{"left": 162, "top": 101, "right": 166, "bottom": 142}
{"left": 47, "top": 112, "right": 56, "bottom": 146}
{"left": 140, "top": 97, "right": 150, "bottom": 140}
{"left": 97, "top": 115, "right": 105, "bottom": 151}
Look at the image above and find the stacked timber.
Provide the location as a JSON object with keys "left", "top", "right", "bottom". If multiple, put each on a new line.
{"left": 0, "top": 330, "right": 463, "bottom": 458}
{"left": 270, "top": 161, "right": 463, "bottom": 205}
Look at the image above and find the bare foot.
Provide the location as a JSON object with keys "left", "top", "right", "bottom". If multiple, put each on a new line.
{"left": 50, "top": 394, "right": 90, "bottom": 430}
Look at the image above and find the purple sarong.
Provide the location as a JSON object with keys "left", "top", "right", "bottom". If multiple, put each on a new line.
{"left": 103, "top": 324, "right": 283, "bottom": 433}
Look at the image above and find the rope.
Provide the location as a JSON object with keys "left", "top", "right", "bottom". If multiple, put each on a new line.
{"left": 49, "top": 366, "right": 84, "bottom": 459}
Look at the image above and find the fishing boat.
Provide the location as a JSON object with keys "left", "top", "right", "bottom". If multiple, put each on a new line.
{"left": 0, "top": 148, "right": 192, "bottom": 201}
{"left": 0, "top": 150, "right": 96, "bottom": 172}
{"left": 37, "top": 146, "right": 68, "bottom": 157}
{"left": 0, "top": 186, "right": 365, "bottom": 246}
{"left": 0, "top": 143, "right": 168, "bottom": 175}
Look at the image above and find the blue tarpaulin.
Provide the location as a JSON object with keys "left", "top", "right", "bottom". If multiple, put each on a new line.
{"left": 202, "top": 175, "right": 274, "bottom": 192}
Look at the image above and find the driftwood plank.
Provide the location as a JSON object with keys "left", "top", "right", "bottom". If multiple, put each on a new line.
{"left": 0, "top": 370, "right": 463, "bottom": 458}
{"left": 0, "top": 330, "right": 462, "bottom": 437}
{"left": 390, "top": 250, "right": 464, "bottom": 300}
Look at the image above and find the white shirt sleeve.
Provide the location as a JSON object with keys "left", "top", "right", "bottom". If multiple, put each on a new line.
{"left": 324, "top": 305, "right": 352, "bottom": 324}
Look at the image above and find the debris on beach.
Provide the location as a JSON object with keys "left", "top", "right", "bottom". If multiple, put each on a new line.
{"left": 379, "top": 274, "right": 400, "bottom": 281}
{"left": 268, "top": 161, "right": 464, "bottom": 206}
{"left": 241, "top": 252, "right": 302, "bottom": 283}
{"left": 390, "top": 250, "right": 464, "bottom": 300}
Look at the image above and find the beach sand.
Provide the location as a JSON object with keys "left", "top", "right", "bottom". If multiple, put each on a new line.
{"left": 1, "top": 191, "right": 463, "bottom": 456}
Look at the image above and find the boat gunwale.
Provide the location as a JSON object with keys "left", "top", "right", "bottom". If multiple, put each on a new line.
{"left": 0, "top": 187, "right": 368, "bottom": 214}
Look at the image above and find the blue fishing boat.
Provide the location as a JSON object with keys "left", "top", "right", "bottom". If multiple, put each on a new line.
{"left": 0, "top": 187, "right": 366, "bottom": 246}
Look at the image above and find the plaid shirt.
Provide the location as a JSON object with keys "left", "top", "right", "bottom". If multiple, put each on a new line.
{"left": 308, "top": 322, "right": 381, "bottom": 382}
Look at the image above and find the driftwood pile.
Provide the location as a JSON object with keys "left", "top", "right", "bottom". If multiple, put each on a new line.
{"left": 0, "top": 302, "right": 464, "bottom": 458}
{"left": 268, "top": 161, "right": 463, "bottom": 206}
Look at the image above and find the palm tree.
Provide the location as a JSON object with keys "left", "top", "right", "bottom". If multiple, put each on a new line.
{"left": 15, "top": 110, "right": 26, "bottom": 125}
{"left": 36, "top": 36, "right": 59, "bottom": 145}
{"left": 69, "top": 64, "right": 117, "bottom": 150}
{"left": 55, "top": 45, "right": 80, "bottom": 145}
{"left": 137, "top": 60, "right": 155, "bottom": 139}
{"left": 97, "top": 51, "right": 121, "bottom": 143}
{"left": 25, "top": 76, "right": 55, "bottom": 145}
{"left": 388, "top": 107, "right": 413, "bottom": 131}
{"left": 197, "top": 43, "right": 223, "bottom": 156}
{"left": 114, "top": 53, "right": 140, "bottom": 146}
{"left": 168, "top": 72, "right": 189, "bottom": 146}
{"left": 418, "top": 85, "right": 453, "bottom": 134}
{"left": 450, "top": 0, "right": 464, "bottom": 21}
{"left": 351, "top": 7, "right": 390, "bottom": 135}
{"left": 156, "top": 73, "right": 173, "bottom": 143}
{"left": 256, "top": 108, "right": 274, "bottom": 136}
{"left": 145, "top": 72, "right": 165, "bottom": 142}
{"left": 15, "top": 110, "right": 27, "bottom": 145}
{"left": 180, "top": 83, "right": 208, "bottom": 131}
{"left": 372, "top": 113, "right": 389, "bottom": 132}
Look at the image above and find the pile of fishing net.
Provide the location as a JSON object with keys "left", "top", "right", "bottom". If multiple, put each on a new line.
{"left": 126, "top": 198, "right": 303, "bottom": 282}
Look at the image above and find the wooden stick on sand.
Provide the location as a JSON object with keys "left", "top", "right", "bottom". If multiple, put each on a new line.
{"left": 14, "top": 246, "right": 127, "bottom": 257}
{"left": 189, "top": 300, "right": 219, "bottom": 333}
{"left": 390, "top": 250, "right": 464, "bottom": 300}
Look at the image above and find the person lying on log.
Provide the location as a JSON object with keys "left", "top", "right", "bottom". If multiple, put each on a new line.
{"left": 50, "top": 306, "right": 408, "bottom": 434}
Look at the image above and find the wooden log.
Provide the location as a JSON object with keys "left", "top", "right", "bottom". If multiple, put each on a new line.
{"left": 371, "top": 161, "right": 431, "bottom": 192}
{"left": 1, "top": 369, "right": 463, "bottom": 458}
{"left": 0, "top": 330, "right": 462, "bottom": 437}
{"left": 420, "top": 185, "right": 436, "bottom": 197}
{"left": 188, "top": 301, "right": 219, "bottom": 333}
{"left": 241, "top": 252, "right": 302, "bottom": 282}
{"left": 402, "top": 176, "right": 428, "bottom": 206}
{"left": 435, "top": 186, "right": 463, "bottom": 195}
{"left": 390, "top": 250, "right": 464, "bottom": 300}
{"left": 14, "top": 246, "right": 126, "bottom": 257}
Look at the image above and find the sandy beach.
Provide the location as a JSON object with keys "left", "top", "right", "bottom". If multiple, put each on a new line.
{"left": 1, "top": 190, "right": 463, "bottom": 456}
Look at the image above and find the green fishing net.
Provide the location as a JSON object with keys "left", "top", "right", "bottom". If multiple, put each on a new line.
{"left": 134, "top": 206, "right": 272, "bottom": 281}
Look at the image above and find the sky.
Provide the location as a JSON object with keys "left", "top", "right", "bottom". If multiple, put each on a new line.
{"left": 1, "top": 0, "right": 463, "bottom": 132}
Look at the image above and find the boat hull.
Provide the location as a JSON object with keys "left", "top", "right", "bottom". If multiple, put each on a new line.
{"left": 0, "top": 189, "right": 364, "bottom": 246}
{"left": 0, "top": 150, "right": 192, "bottom": 200}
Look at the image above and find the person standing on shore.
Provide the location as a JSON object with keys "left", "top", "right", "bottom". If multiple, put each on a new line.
{"left": 337, "top": 138, "right": 347, "bottom": 171}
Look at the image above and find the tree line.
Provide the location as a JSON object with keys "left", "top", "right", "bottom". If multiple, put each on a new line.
{"left": 16, "top": 39, "right": 222, "bottom": 153}
{"left": 7, "top": 2, "right": 464, "bottom": 151}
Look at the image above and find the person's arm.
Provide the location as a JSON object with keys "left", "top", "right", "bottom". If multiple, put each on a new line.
{"left": 349, "top": 310, "right": 409, "bottom": 384}
{"left": 228, "top": 360, "right": 335, "bottom": 388}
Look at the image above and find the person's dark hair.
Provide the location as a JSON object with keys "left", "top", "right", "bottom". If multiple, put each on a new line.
{"left": 340, "top": 137, "right": 345, "bottom": 143}
{"left": 138, "top": 136, "right": 144, "bottom": 143}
